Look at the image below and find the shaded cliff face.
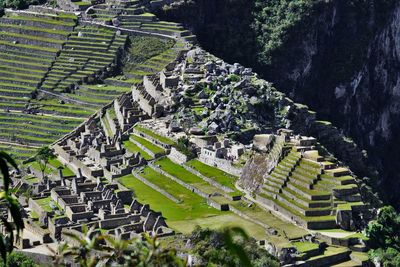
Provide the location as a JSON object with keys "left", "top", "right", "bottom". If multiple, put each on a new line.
{"left": 258, "top": 1, "right": 400, "bottom": 206}
{"left": 156, "top": 0, "right": 400, "bottom": 207}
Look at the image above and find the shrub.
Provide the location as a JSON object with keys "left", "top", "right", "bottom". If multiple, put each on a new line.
{"left": 0, "top": 252, "right": 37, "bottom": 267}
{"left": 366, "top": 206, "right": 400, "bottom": 266}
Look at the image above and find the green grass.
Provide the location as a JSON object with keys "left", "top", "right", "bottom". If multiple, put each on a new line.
{"left": 134, "top": 125, "right": 175, "bottom": 145}
{"left": 119, "top": 174, "right": 269, "bottom": 240}
{"left": 30, "top": 210, "right": 39, "bottom": 219}
{"left": 293, "top": 242, "right": 319, "bottom": 253}
{"left": 0, "top": 39, "right": 59, "bottom": 53}
{"left": 155, "top": 158, "right": 231, "bottom": 195}
{"left": 119, "top": 174, "right": 221, "bottom": 221}
{"left": 155, "top": 157, "right": 207, "bottom": 183}
{"left": 186, "top": 159, "right": 238, "bottom": 191}
{"left": 48, "top": 158, "right": 74, "bottom": 176}
{"left": 123, "top": 140, "right": 153, "bottom": 160}
{"left": 7, "top": 14, "right": 76, "bottom": 27}
{"left": 34, "top": 196, "right": 53, "bottom": 213}
{"left": 0, "top": 23, "right": 71, "bottom": 36}
{"left": 141, "top": 167, "right": 205, "bottom": 204}
{"left": 130, "top": 134, "right": 165, "bottom": 154}
{"left": 25, "top": 176, "right": 39, "bottom": 184}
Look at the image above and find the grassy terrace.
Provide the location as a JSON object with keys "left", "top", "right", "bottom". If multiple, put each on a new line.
{"left": 123, "top": 140, "right": 152, "bottom": 160}
{"left": 0, "top": 111, "right": 82, "bottom": 126}
{"left": 41, "top": 25, "right": 126, "bottom": 93}
{"left": 134, "top": 125, "right": 175, "bottom": 145}
{"left": 31, "top": 99, "right": 96, "bottom": 117}
{"left": 0, "top": 39, "right": 58, "bottom": 53}
{"left": 230, "top": 200, "right": 308, "bottom": 240}
{"left": 6, "top": 13, "right": 76, "bottom": 27}
{"left": 0, "top": 144, "right": 36, "bottom": 160}
{"left": 130, "top": 134, "right": 165, "bottom": 154}
{"left": 119, "top": 174, "right": 221, "bottom": 221}
{"left": 154, "top": 157, "right": 224, "bottom": 195}
{"left": 34, "top": 196, "right": 53, "bottom": 213}
{"left": 27, "top": 158, "right": 74, "bottom": 177}
{"left": 186, "top": 159, "right": 238, "bottom": 191}
{"left": 118, "top": 174, "right": 267, "bottom": 238}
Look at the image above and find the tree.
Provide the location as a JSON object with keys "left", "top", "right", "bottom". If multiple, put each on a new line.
{"left": 187, "top": 226, "right": 279, "bottom": 267}
{"left": 35, "top": 147, "right": 55, "bottom": 181}
{"left": 0, "top": 151, "right": 24, "bottom": 264}
{"left": 366, "top": 206, "right": 400, "bottom": 266}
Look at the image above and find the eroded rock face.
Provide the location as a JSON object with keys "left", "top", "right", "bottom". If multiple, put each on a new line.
{"left": 273, "top": 1, "right": 400, "bottom": 207}
{"left": 239, "top": 154, "right": 268, "bottom": 192}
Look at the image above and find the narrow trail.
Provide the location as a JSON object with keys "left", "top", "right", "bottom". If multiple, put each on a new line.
{"left": 38, "top": 89, "right": 101, "bottom": 108}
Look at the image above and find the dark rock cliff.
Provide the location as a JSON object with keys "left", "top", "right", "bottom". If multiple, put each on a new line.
{"left": 155, "top": 0, "right": 400, "bottom": 208}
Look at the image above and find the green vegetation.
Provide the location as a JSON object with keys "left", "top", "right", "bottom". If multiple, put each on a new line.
{"left": 118, "top": 174, "right": 221, "bottom": 221}
{"left": 366, "top": 206, "right": 400, "bottom": 266}
{"left": 34, "top": 196, "right": 53, "bottom": 212}
{"left": 293, "top": 241, "right": 319, "bottom": 253}
{"left": 186, "top": 159, "right": 238, "bottom": 190}
{"left": 123, "top": 140, "right": 153, "bottom": 160}
{"left": 175, "top": 136, "right": 196, "bottom": 159}
{"left": 0, "top": 151, "right": 24, "bottom": 263}
{"left": 130, "top": 135, "right": 165, "bottom": 155}
{"left": 0, "top": 0, "right": 45, "bottom": 9}
{"left": 134, "top": 125, "right": 175, "bottom": 145}
{"left": 155, "top": 158, "right": 211, "bottom": 188}
{"left": 185, "top": 227, "right": 279, "bottom": 267}
{"left": 123, "top": 36, "right": 175, "bottom": 73}
{"left": 0, "top": 252, "right": 37, "bottom": 267}
{"left": 35, "top": 146, "right": 55, "bottom": 179}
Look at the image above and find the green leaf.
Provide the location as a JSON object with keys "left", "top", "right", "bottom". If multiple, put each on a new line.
{"left": 0, "top": 157, "right": 10, "bottom": 193}
{"left": 0, "top": 235, "right": 7, "bottom": 263}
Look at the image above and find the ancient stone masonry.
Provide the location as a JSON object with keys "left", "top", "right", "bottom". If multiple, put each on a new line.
{"left": 33, "top": 169, "right": 172, "bottom": 241}
{"left": 55, "top": 116, "right": 148, "bottom": 181}
{"left": 82, "top": 0, "right": 196, "bottom": 41}
{"left": 246, "top": 129, "right": 374, "bottom": 231}
{"left": 2, "top": 4, "right": 380, "bottom": 265}
{"left": 199, "top": 139, "right": 244, "bottom": 177}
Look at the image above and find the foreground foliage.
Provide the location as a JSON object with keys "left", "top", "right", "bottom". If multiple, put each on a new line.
{"left": 186, "top": 226, "right": 279, "bottom": 267}
{"left": 54, "top": 225, "right": 185, "bottom": 267}
{"left": 0, "top": 152, "right": 24, "bottom": 263}
{"left": 0, "top": 0, "right": 44, "bottom": 9}
{"left": 55, "top": 225, "right": 279, "bottom": 266}
{"left": 0, "top": 252, "right": 37, "bottom": 267}
{"left": 366, "top": 206, "right": 400, "bottom": 266}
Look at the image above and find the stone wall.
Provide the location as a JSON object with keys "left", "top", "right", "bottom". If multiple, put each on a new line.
{"left": 28, "top": 198, "right": 47, "bottom": 216}
{"left": 24, "top": 220, "right": 53, "bottom": 243}
{"left": 131, "top": 87, "right": 154, "bottom": 116}
{"left": 199, "top": 153, "right": 242, "bottom": 176}
{"left": 167, "top": 147, "right": 188, "bottom": 164}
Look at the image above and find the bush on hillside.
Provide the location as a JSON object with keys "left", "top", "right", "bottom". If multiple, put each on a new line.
{"left": 187, "top": 226, "right": 280, "bottom": 267}
{"left": 366, "top": 206, "right": 400, "bottom": 266}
